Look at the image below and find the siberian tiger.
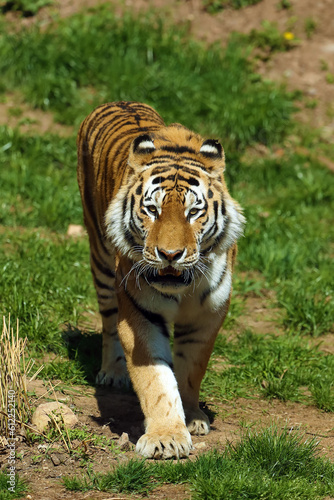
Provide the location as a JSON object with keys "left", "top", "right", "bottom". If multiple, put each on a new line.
{"left": 77, "top": 101, "right": 245, "bottom": 459}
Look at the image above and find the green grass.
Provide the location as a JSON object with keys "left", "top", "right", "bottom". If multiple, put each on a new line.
{"left": 202, "top": 330, "right": 334, "bottom": 409}
{"left": 0, "top": 0, "right": 52, "bottom": 16}
{"left": 0, "top": 6, "right": 295, "bottom": 150}
{"left": 230, "top": 153, "right": 334, "bottom": 336}
{"left": 0, "top": 472, "right": 27, "bottom": 499}
{"left": 203, "top": 0, "right": 262, "bottom": 14}
{"left": 62, "top": 425, "right": 334, "bottom": 499}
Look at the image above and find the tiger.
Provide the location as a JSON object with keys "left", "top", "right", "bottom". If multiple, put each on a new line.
{"left": 77, "top": 101, "right": 245, "bottom": 459}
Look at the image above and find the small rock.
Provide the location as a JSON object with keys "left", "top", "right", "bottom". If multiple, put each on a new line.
{"left": 50, "top": 453, "right": 61, "bottom": 466}
{"left": 194, "top": 442, "right": 206, "bottom": 450}
{"left": 31, "top": 402, "right": 78, "bottom": 433}
{"left": 117, "top": 432, "right": 133, "bottom": 451}
{"left": 66, "top": 224, "right": 85, "bottom": 237}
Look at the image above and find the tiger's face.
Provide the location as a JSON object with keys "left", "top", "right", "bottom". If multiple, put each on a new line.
{"left": 106, "top": 125, "right": 244, "bottom": 293}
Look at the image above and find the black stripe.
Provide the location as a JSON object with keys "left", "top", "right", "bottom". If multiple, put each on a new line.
{"left": 159, "top": 292, "right": 179, "bottom": 303}
{"left": 100, "top": 307, "right": 118, "bottom": 318}
{"left": 161, "top": 145, "right": 196, "bottom": 154}
{"left": 213, "top": 200, "right": 218, "bottom": 220}
{"left": 177, "top": 339, "right": 205, "bottom": 345}
{"left": 97, "top": 292, "right": 113, "bottom": 300}
{"left": 91, "top": 252, "right": 115, "bottom": 278}
{"left": 93, "top": 273, "right": 113, "bottom": 291}
{"left": 221, "top": 195, "right": 226, "bottom": 216}
{"left": 174, "top": 325, "right": 198, "bottom": 338}
{"left": 125, "top": 290, "right": 169, "bottom": 338}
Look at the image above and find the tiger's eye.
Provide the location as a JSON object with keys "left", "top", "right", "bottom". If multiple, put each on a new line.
{"left": 147, "top": 205, "right": 157, "bottom": 214}
{"left": 189, "top": 208, "right": 199, "bottom": 216}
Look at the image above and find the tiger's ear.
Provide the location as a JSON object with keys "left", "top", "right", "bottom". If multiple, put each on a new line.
{"left": 128, "top": 134, "right": 156, "bottom": 172}
{"left": 200, "top": 139, "right": 226, "bottom": 173}
{"left": 200, "top": 139, "right": 223, "bottom": 159}
{"left": 132, "top": 134, "right": 156, "bottom": 154}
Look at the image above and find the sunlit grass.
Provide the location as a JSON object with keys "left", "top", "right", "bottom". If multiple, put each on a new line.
{"left": 0, "top": 6, "right": 295, "bottom": 150}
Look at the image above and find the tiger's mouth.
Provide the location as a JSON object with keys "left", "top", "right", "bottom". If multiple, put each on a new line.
{"left": 147, "top": 266, "right": 192, "bottom": 287}
{"left": 158, "top": 266, "right": 182, "bottom": 277}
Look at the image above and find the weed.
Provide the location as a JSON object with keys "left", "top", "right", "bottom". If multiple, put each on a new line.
{"left": 235, "top": 20, "right": 297, "bottom": 57}
{"left": 320, "top": 59, "right": 329, "bottom": 71}
{"left": 304, "top": 17, "right": 317, "bottom": 39}
{"left": 277, "top": 0, "right": 292, "bottom": 9}
{"left": 7, "top": 107, "right": 22, "bottom": 117}
{"left": 305, "top": 98, "right": 318, "bottom": 109}
{"left": 0, "top": 0, "right": 52, "bottom": 16}
{"left": 326, "top": 73, "right": 334, "bottom": 84}
{"left": 203, "top": 0, "right": 261, "bottom": 14}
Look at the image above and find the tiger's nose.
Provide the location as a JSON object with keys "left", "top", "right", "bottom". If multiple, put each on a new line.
{"left": 156, "top": 248, "right": 185, "bottom": 263}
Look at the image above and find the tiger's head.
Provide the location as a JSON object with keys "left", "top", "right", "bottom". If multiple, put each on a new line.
{"left": 105, "top": 125, "right": 245, "bottom": 293}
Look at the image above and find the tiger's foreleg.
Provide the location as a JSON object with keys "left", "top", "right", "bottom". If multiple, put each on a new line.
{"left": 116, "top": 283, "right": 192, "bottom": 459}
{"left": 173, "top": 310, "right": 228, "bottom": 436}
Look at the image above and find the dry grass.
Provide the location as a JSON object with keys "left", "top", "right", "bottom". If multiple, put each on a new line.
{"left": 0, "top": 316, "right": 43, "bottom": 438}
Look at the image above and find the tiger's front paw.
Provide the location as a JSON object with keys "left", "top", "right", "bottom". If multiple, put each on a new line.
{"left": 185, "top": 408, "right": 210, "bottom": 436}
{"left": 136, "top": 428, "right": 192, "bottom": 459}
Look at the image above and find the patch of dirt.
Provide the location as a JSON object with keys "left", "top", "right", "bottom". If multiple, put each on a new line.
{"left": 0, "top": 92, "right": 74, "bottom": 136}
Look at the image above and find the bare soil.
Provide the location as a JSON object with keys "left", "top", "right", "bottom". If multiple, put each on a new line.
{"left": 1, "top": 1, "right": 334, "bottom": 498}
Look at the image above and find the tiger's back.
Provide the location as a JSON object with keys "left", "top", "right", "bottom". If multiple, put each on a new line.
{"left": 77, "top": 101, "right": 245, "bottom": 459}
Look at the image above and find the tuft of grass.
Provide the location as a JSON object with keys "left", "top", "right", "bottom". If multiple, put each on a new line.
{"left": 234, "top": 20, "right": 297, "bottom": 56}
{"left": 0, "top": 471, "right": 27, "bottom": 499}
{"left": 63, "top": 459, "right": 155, "bottom": 494}
{"left": 203, "top": 0, "right": 262, "bottom": 13}
{"left": 304, "top": 17, "right": 317, "bottom": 39}
{"left": 0, "top": 316, "right": 42, "bottom": 436}
{"left": 311, "top": 381, "right": 334, "bottom": 412}
{"left": 0, "top": 0, "right": 52, "bottom": 17}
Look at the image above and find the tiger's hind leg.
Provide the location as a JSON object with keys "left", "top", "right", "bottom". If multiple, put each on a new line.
{"left": 90, "top": 250, "right": 130, "bottom": 388}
